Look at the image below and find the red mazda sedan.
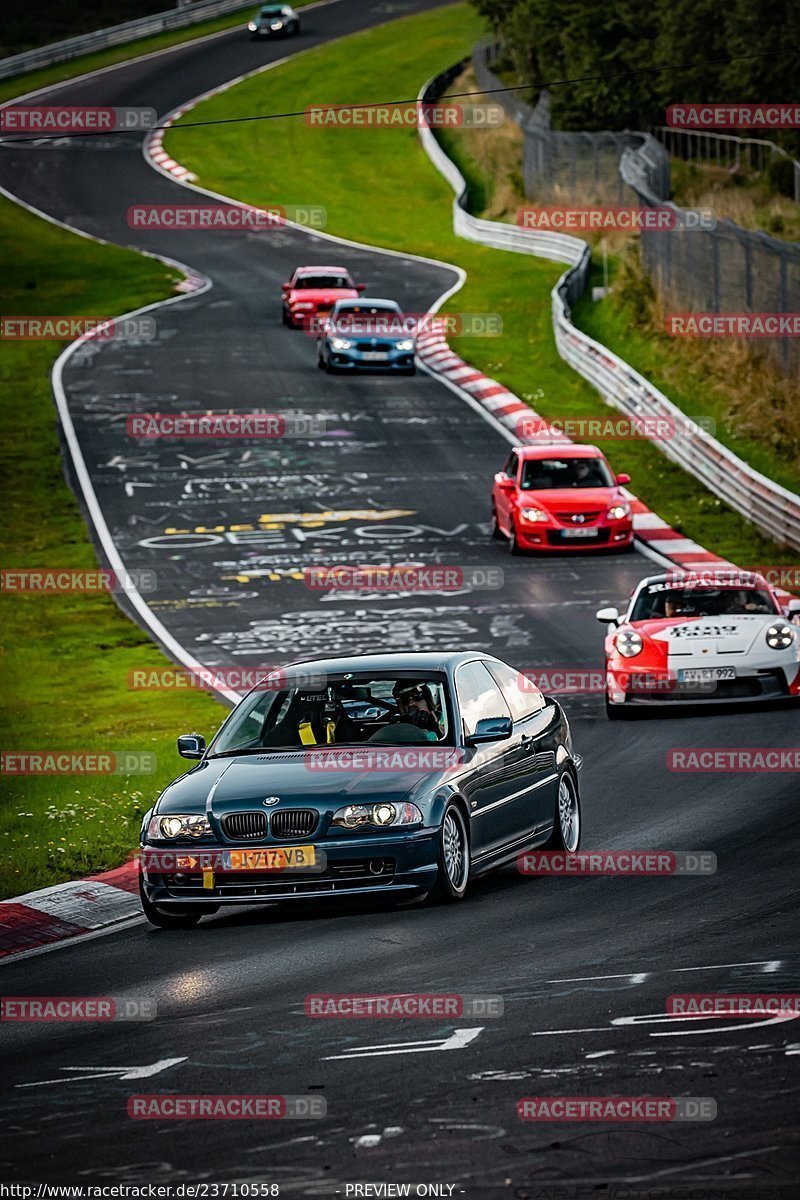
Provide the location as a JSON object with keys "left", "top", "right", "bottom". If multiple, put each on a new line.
{"left": 491, "top": 444, "right": 633, "bottom": 553}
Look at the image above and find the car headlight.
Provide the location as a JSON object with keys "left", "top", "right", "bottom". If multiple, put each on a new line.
{"left": 330, "top": 802, "right": 422, "bottom": 829}
{"left": 146, "top": 814, "right": 211, "bottom": 840}
{"left": 331, "top": 337, "right": 353, "bottom": 350}
{"left": 395, "top": 339, "right": 415, "bottom": 351}
{"left": 615, "top": 629, "right": 643, "bottom": 658}
{"left": 766, "top": 622, "right": 795, "bottom": 650}
{"left": 607, "top": 503, "right": 631, "bottom": 520}
{"left": 519, "top": 506, "right": 549, "bottom": 523}
{"left": 248, "top": 21, "right": 257, "bottom": 30}
{"left": 270, "top": 21, "right": 284, "bottom": 29}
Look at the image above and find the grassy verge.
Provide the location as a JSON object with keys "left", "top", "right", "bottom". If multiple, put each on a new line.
{"left": 670, "top": 159, "right": 800, "bottom": 241}
{"left": 0, "top": 0, "right": 317, "bottom": 105}
{"left": 165, "top": 2, "right": 799, "bottom": 572}
{"left": 0, "top": 198, "right": 224, "bottom": 898}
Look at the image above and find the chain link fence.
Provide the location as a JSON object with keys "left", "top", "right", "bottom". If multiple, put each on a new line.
{"left": 473, "top": 41, "right": 800, "bottom": 380}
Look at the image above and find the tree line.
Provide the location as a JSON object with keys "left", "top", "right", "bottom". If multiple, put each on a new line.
{"left": 470, "top": 0, "right": 800, "bottom": 150}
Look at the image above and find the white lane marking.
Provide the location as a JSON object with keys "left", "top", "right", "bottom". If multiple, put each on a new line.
{"left": 548, "top": 959, "right": 785, "bottom": 983}
{"left": 624, "top": 1145, "right": 780, "bottom": 1182}
{"left": 17, "top": 1056, "right": 187, "bottom": 1087}
{"left": 323, "top": 1027, "right": 483, "bottom": 1060}
{"left": 530, "top": 1011, "right": 797, "bottom": 1038}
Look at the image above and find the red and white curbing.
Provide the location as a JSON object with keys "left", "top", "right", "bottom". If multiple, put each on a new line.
{"left": 1, "top": 861, "right": 140, "bottom": 959}
{"left": 147, "top": 110, "right": 197, "bottom": 182}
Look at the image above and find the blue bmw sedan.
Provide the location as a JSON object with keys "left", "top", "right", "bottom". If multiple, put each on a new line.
{"left": 139, "top": 652, "right": 582, "bottom": 927}
{"left": 316, "top": 299, "right": 417, "bottom": 374}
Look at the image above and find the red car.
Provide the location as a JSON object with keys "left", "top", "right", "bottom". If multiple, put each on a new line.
{"left": 281, "top": 266, "right": 365, "bottom": 328}
{"left": 491, "top": 444, "right": 633, "bottom": 553}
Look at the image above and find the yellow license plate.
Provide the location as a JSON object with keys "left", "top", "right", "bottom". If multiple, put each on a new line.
{"left": 223, "top": 845, "right": 316, "bottom": 871}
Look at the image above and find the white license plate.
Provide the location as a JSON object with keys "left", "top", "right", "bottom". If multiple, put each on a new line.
{"left": 677, "top": 667, "right": 736, "bottom": 682}
{"left": 562, "top": 527, "right": 598, "bottom": 538}
{"left": 361, "top": 351, "right": 389, "bottom": 361}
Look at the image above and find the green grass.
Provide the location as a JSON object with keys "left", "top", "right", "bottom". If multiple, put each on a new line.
{"left": 165, "top": 1, "right": 799, "bottom": 572}
{"left": 0, "top": 198, "right": 225, "bottom": 898}
{"left": 0, "top": 0, "right": 317, "bottom": 105}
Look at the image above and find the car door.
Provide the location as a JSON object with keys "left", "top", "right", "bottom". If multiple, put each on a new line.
{"left": 484, "top": 660, "right": 560, "bottom": 844}
{"left": 454, "top": 659, "right": 525, "bottom": 860}
{"left": 493, "top": 451, "right": 518, "bottom": 534}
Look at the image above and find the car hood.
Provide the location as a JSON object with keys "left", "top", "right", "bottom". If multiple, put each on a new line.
{"left": 518, "top": 486, "right": 619, "bottom": 512}
{"left": 632, "top": 614, "right": 778, "bottom": 655}
{"left": 156, "top": 750, "right": 462, "bottom": 817}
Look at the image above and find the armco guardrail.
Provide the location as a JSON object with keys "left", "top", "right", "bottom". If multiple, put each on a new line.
{"left": 0, "top": 0, "right": 252, "bottom": 81}
{"left": 418, "top": 64, "right": 800, "bottom": 554}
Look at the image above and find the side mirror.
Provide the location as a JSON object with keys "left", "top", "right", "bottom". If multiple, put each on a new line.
{"left": 467, "top": 716, "right": 513, "bottom": 745}
{"left": 281, "top": 282, "right": 291, "bottom": 291}
{"left": 596, "top": 607, "right": 620, "bottom": 624}
{"left": 616, "top": 473, "right": 631, "bottom": 485}
{"left": 354, "top": 283, "right": 366, "bottom": 292}
{"left": 178, "top": 733, "right": 205, "bottom": 760}
{"left": 494, "top": 473, "right": 515, "bottom": 490}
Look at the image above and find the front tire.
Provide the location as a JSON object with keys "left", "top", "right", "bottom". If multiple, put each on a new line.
{"left": 542, "top": 771, "right": 581, "bottom": 852}
{"left": 508, "top": 519, "right": 522, "bottom": 556}
{"left": 491, "top": 506, "right": 503, "bottom": 540}
{"left": 139, "top": 879, "right": 217, "bottom": 929}
{"left": 429, "top": 802, "right": 470, "bottom": 902}
{"left": 605, "top": 697, "right": 626, "bottom": 720}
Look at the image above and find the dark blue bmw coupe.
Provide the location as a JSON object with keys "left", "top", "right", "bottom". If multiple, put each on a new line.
{"left": 139, "top": 652, "right": 583, "bottom": 927}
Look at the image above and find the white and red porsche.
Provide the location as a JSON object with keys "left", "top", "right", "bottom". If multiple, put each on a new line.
{"left": 596, "top": 571, "right": 800, "bottom": 718}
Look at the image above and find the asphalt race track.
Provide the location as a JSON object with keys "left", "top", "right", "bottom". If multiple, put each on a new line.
{"left": 1, "top": 0, "right": 798, "bottom": 1191}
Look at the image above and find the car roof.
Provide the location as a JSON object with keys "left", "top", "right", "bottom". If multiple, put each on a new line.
{"left": 334, "top": 297, "right": 399, "bottom": 308}
{"left": 514, "top": 443, "right": 606, "bottom": 460}
{"left": 294, "top": 266, "right": 350, "bottom": 274}
{"left": 275, "top": 651, "right": 502, "bottom": 677}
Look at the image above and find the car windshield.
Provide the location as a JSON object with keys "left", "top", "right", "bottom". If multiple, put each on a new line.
{"left": 260, "top": 6, "right": 287, "bottom": 14}
{"left": 332, "top": 302, "right": 406, "bottom": 335}
{"left": 520, "top": 456, "right": 615, "bottom": 490}
{"left": 630, "top": 583, "right": 778, "bottom": 621}
{"left": 208, "top": 673, "right": 452, "bottom": 754}
{"left": 294, "top": 274, "right": 351, "bottom": 289}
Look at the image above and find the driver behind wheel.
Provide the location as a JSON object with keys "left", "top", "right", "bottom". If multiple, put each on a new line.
{"left": 367, "top": 681, "right": 440, "bottom": 744}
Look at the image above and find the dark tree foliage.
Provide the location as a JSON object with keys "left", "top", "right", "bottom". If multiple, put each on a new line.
{"left": 471, "top": 0, "right": 799, "bottom": 143}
